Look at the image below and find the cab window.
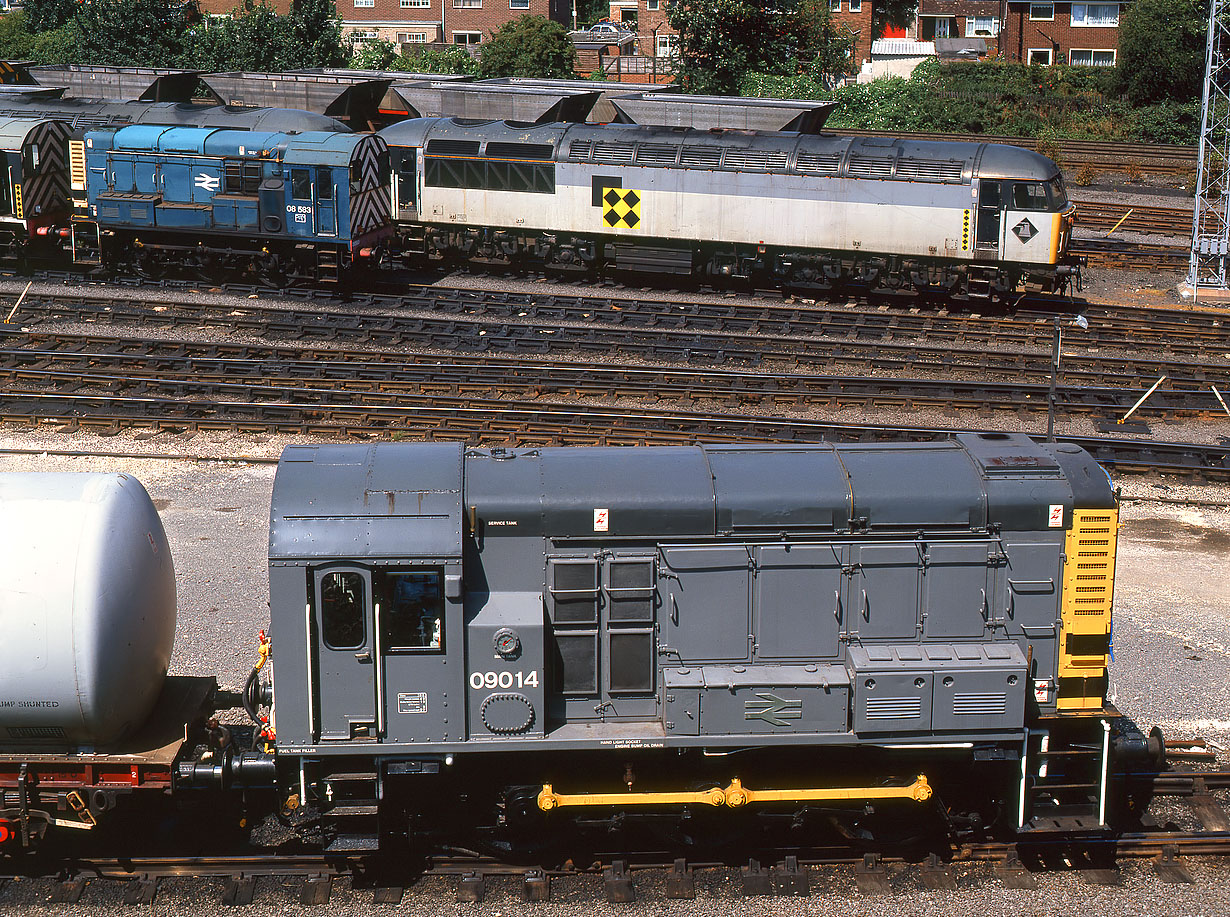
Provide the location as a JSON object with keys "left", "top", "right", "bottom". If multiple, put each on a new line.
{"left": 377, "top": 569, "right": 444, "bottom": 651}
{"left": 320, "top": 571, "right": 365, "bottom": 649}
{"left": 317, "top": 167, "right": 332, "bottom": 201}
{"left": 1012, "top": 181, "right": 1049, "bottom": 211}
{"left": 1047, "top": 175, "right": 1068, "bottom": 209}
{"left": 291, "top": 168, "right": 311, "bottom": 201}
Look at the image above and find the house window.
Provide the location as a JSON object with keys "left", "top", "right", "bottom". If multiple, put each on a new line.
{"left": 849, "top": 0, "right": 861, "bottom": 10}
{"left": 647, "top": 0, "right": 659, "bottom": 8}
{"left": 510, "top": 0, "right": 529, "bottom": 6}
{"left": 353, "top": 0, "right": 374, "bottom": 6}
{"left": 655, "top": 33, "right": 678, "bottom": 57}
{"left": 453, "top": 30, "right": 482, "bottom": 43}
{"left": 1071, "top": 3, "right": 1119, "bottom": 26}
{"left": 933, "top": 17, "right": 951, "bottom": 38}
{"left": 401, "top": 0, "right": 431, "bottom": 5}
{"left": 1029, "top": 2, "right": 1054, "bottom": 19}
{"left": 829, "top": 0, "right": 840, "bottom": 10}
{"left": 1070, "top": 48, "right": 1116, "bottom": 66}
{"left": 398, "top": 31, "right": 428, "bottom": 42}
{"left": 965, "top": 16, "right": 1000, "bottom": 36}
{"left": 1028, "top": 47, "right": 1053, "bottom": 65}
{"left": 453, "top": 0, "right": 481, "bottom": 6}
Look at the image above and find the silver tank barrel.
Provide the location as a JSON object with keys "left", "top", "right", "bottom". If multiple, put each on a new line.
{"left": 0, "top": 472, "right": 176, "bottom": 747}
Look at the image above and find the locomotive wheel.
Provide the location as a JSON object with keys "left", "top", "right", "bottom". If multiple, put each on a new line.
{"left": 255, "top": 253, "right": 287, "bottom": 287}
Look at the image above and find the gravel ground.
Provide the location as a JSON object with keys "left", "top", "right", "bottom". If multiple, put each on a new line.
{"left": 0, "top": 436, "right": 1228, "bottom": 915}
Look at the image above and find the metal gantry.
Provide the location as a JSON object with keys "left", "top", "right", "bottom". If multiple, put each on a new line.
{"left": 1188, "top": 2, "right": 1230, "bottom": 291}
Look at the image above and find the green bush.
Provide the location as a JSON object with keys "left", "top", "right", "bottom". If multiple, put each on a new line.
{"left": 742, "top": 59, "right": 1199, "bottom": 144}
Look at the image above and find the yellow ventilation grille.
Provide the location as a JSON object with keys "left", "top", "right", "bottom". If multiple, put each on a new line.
{"left": 69, "top": 140, "right": 87, "bottom": 192}
{"left": 1057, "top": 508, "right": 1118, "bottom": 711}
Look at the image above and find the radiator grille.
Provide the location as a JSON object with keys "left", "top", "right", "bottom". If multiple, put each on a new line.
{"left": 635, "top": 143, "right": 679, "bottom": 165}
{"left": 568, "top": 140, "right": 593, "bottom": 161}
{"left": 680, "top": 146, "right": 722, "bottom": 168}
{"left": 895, "top": 158, "right": 965, "bottom": 183}
{"left": 847, "top": 156, "right": 895, "bottom": 178}
{"left": 865, "top": 697, "right": 922, "bottom": 719}
{"left": 952, "top": 692, "right": 1008, "bottom": 716}
{"left": 723, "top": 149, "right": 788, "bottom": 172}
{"left": 591, "top": 142, "right": 636, "bottom": 164}
{"left": 796, "top": 152, "right": 841, "bottom": 174}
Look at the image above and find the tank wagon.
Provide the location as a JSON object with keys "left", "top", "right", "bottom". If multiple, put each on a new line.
{"left": 379, "top": 118, "right": 1080, "bottom": 298}
{"left": 1, "top": 436, "right": 1161, "bottom": 858}
{"left": 73, "top": 125, "right": 392, "bottom": 281}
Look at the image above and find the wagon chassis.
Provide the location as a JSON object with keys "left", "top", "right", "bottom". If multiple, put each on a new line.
{"left": 3, "top": 765, "right": 1229, "bottom": 905}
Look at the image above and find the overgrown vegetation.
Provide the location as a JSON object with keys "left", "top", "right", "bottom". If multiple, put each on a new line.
{"left": 743, "top": 58, "right": 1200, "bottom": 145}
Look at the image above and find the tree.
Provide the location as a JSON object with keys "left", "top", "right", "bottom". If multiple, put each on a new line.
{"left": 18, "top": 0, "right": 79, "bottom": 31}
{"left": 1117, "top": 0, "right": 1207, "bottom": 105}
{"left": 667, "top": 0, "right": 797, "bottom": 95}
{"left": 394, "top": 45, "right": 481, "bottom": 75}
{"left": 72, "top": 0, "right": 198, "bottom": 67}
{"left": 476, "top": 15, "right": 577, "bottom": 79}
{"left": 181, "top": 0, "right": 345, "bottom": 71}
{"left": 349, "top": 38, "right": 399, "bottom": 71}
{"left": 280, "top": 0, "right": 347, "bottom": 69}
{"left": 795, "top": 0, "right": 853, "bottom": 87}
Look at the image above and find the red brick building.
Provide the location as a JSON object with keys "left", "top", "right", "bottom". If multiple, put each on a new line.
{"left": 198, "top": 0, "right": 293, "bottom": 15}
{"left": 999, "top": 1, "right": 1126, "bottom": 66}
{"left": 607, "top": 0, "right": 875, "bottom": 74}
{"left": 339, "top": 0, "right": 569, "bottom": 48}
{"left": 916, "top": 0, "right": 1003, "bottom": 54}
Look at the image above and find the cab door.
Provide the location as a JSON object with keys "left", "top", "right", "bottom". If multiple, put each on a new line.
{"left": 312, "top": 566, "right": 378, "bottom": 741}
{"left": 975, "top": 179, "right": 1003, "bottom": 260}
{"left": 315, "top": 166, "right": 336, "bottom": 236}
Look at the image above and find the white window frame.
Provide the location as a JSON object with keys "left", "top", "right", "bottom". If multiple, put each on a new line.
{"left": 655, "top": 33, "right": 678, "bottom": 57}
{"left": 829, "top": 0, "right": 841, "bottom": 11}
{"left": 933, "top": 16, "right": 951, "bottom": 38}
{"left": 510, "top": 0, "right": 529, "bottom": 7}
{"left": 1028, "top": 47, "right": 1053, "bottom": 65}
{"left": 1029, "top": 2, "right": 1054, "bottom": 20}
{"left": 849, "top": 0, "right": 861, "bottom": 11}
{"left": 646, "top": 0, "right": 660, "bottom": 9}
{"left": 1071, "top": 3, "right": 1119, "bottom": 27}
{"left": 965, "top": 16, "right": 1000, "bottom": 36}
{"left": 401, "top": 0, "right": 431, "bottom": 6}
{"left": 453, "top": 0, "right": 481, "bottom": 7}
{"left": 453, "top": 30, "right": 482, "bottom": 43}
{"left": 1069, "top": 48, "right": 1116, "bottom": 66}
{"left": 353, "top": 0, "right": 374, "bottom": 7}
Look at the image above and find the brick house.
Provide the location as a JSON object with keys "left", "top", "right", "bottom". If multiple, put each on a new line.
{"left": 916, "top": 0, "right": 1004, "bottom": 54}
{"left": 606, "top": 0, "right": 875, "bottom": 73}
{"left": 339, "top": 0, "right": 570, "bottom": 48}
{"left": 197, "top": 0, "right": 293, "bottom": 15}
{"left": 999, "top": 1, "right": 1127, "bottom": 67}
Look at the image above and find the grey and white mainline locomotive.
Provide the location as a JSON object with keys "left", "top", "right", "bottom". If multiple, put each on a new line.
{"left": 380, "top": 118, "right": 1080, "bottom": 297}
{"left": 1, "top": 435, "right": 1161, "bottom": 857}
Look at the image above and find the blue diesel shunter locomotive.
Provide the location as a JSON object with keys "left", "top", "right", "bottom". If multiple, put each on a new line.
{"left": 76, "top": 125, "right": 391, "bottom": 282}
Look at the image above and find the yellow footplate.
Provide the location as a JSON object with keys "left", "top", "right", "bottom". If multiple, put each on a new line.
{"left": 1057, "top": 507, "right": 1119, "bottom": 711}
{"left": 537, "top": 775, "right": 931, "bottom": 811}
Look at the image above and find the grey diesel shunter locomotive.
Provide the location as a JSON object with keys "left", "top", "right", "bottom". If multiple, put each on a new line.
{"left": 261, "top": 433, "right": 1142, "bottom": 851}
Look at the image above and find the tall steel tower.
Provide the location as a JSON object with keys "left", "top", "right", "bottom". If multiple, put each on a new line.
{"left": 1187, "top": 3, "right": 1230, "bottom": 295}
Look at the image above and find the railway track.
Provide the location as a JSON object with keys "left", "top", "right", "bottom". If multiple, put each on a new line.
{"left": 3, "top": 767, "right": 1228, "bottom": 904}
{"left": 1074, "top": 239, "right": 1189, "bottom": 272}
{"left": 2, "top": 335, "right": 1227, "bottom": 417}
{"left": 1073, "top": 201, "right": 1193, "bottom": 237}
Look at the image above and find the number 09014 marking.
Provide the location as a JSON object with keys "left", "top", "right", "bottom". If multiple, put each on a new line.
{"left": 469, "top": 670, "right": 538, "bottom": 690}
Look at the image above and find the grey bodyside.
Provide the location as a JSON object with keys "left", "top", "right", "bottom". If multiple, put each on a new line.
{"left": 269, "top": 434, "right": 1111, "bottom": 757}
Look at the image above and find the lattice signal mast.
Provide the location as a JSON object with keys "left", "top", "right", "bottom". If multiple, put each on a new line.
{"left": 1188, "top": 3, "right": 1230, "bottom": 293}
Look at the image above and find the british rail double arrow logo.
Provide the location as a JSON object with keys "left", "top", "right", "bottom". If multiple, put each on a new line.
{"left": 744, "top": 692, "right": 803, "bottom": 727}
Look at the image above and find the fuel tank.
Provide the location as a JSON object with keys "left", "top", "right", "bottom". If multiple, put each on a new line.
{"left": 0, "top": 472, "right": 176, "bottom": 747}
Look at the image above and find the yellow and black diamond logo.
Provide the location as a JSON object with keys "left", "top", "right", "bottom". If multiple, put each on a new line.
{"left": 602, "top": 187, "right": 641, "bottom": 229}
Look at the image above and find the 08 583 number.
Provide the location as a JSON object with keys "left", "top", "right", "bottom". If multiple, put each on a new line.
{"left": 469, "top": 670, "right": 539, "bottom": 690}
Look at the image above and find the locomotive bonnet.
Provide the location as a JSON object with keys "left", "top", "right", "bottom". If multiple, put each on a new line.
{"left": 0, "top": 472, "right": 176, "bottom": 747}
